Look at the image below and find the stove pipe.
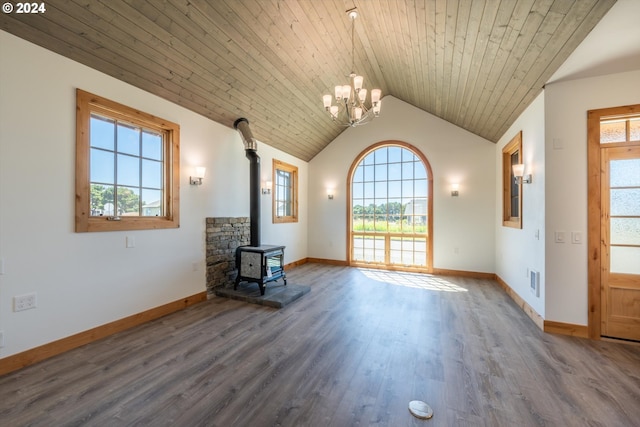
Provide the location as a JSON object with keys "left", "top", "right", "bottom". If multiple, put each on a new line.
{"left": 233, "top": 118, "right": 260, "bottom": 247}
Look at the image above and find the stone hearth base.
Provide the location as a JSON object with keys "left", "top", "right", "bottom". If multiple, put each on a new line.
{"left": 214, "top": 281, "right": 310, "bottom": 309}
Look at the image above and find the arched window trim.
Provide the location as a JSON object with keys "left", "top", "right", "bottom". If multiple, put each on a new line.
{"left": 346, "top": 141, "right": 434, "bottom": 273}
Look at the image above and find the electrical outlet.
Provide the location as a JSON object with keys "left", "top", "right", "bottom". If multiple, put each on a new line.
{"left": 0, "top": 330, "right": 4, "bottom": 348}
{"left": 14, "top": 292, "right": 37, "bottom": 312}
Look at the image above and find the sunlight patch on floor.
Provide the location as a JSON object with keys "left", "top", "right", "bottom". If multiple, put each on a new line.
{"left": 359, "top": 269, "right": 468, "bottom": 292}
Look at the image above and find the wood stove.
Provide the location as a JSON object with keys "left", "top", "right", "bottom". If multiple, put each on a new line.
{"left": 232, "top": 118, "right": 287, "bottom": 296}
{"left": 235, "top": 245, "right": 286, "bottom": 295}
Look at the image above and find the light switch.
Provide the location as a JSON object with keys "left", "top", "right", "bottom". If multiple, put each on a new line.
{"left": 572, "top": 232, "right": 582, "bottom": 244}
{"left": 126, "top": 236, "right": 135, "bottom": 248}
{"left": 555, "top": 231, "right": 566, "bottom": 243}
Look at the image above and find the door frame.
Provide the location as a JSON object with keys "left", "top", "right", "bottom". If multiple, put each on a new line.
{"left": 346, "top": 141, "right": 434, "bottom": 273}
{"left": 587, "top": 104, "right": 640, "bottom": 339}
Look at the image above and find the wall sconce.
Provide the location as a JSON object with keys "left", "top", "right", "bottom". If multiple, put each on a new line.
{"left": 190, "top": 166, "right": 206, "bottom": 185}
{"left": 262, "top": 180, "right": 272, "bottom": 195}
{"left": 327, "top": 188, "right": 334, "bottom": 200}
{"left": 512, "top": 164, "right": 532, "bottom": 184}
{"left": 451, "top": 183, "right": 459, "bottom": 197}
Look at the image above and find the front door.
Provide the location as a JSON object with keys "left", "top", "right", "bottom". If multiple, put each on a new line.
{"left": 601, "top": 145, "right": 640, "bottom": 341}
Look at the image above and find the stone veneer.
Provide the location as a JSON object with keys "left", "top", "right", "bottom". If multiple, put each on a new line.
{"left": 206, "top": 217, "right": 250, "bottom": 294}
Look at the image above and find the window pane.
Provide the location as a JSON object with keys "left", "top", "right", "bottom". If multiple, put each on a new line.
{"left": 374, "top": 147, "right": 387, "bottom": 164}
{"left": 374, "top": 181, "right": 387, "bottom": 198}
{"left": 600, "top": 120, "right": 626, "bottom": 143}
{"left": 402, "top": 149, "right": 417, "bottom": 162}
{"left": 142, "top": 189, "right": 162, "bottom": 216}
{"left": 117, "top": 123, "right": 140, "bottom": 156}
{"left": 117, "top": 154, "right": 140, "bottom": 187}
{"left": 610, "top": 246, "right": 640, "bottom": 274}
{"left": 117, "top": 186, "right": 140, "bottom": 215}
{"left": 388, "top": 147, "right": 402, "bottom": 163}
{"left": 611, "top": 189, "right": 640, "bottom": 216}
{"left": 610, "top": 159, "right": 640, "bottom": 187}
{"left": 142, "top": 159, "right": 162, "bottom": 189}
{"left": 415, "top": 179, "right": 428, "bottom": 196}
{"left": 353, "top": 165, "right": 364, "bottom": 182}
{"left": 363, "top": 165, "right": 374, "bottom": 181}
{"left": 90, "top": 184, "right": 114, "bottom": 216}
{"left": 610, "top": 218, "right": 640, "bottom": 245}
{"left": 90, "top": 115, "right": 115, "bottom": 150}
{"left": 364, "top": 182, "right": 374, "bottom": 199}
{"left": 388, "top": 163, "right": 401, "bottom": 180}
{"left": 375, "top": 164, "right": 387, "bottom": 181}
{"left": 353, "top": 182, "right": 364, "bottom": 199}
{"left": 388, "top": 180, "right": 401, "bottom": 196}
{"left": 415, "top": 163, "right": 427, "bottom": 179}
{"left": 363, "top": 153, "right": 374, "bottom": 165}
{"left": 402, "top": 180, "right": 414, "bottom": 198}
{"left": 142, "top": 131, "right": 162, "bottom": 160}
{"left": 402, "top": 161, "right": 414, "bottom": 179}
{"left": 90, "top": 148, "right": 114, "bottom": 184}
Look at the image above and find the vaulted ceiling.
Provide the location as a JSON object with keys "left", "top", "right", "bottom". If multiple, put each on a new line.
{"left": 0, "top": 0, "right": 616, "bottom": 161}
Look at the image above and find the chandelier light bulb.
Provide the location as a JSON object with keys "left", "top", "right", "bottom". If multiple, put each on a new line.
{"left": 358, "top": 88, "right": 367, "bottom": 102}
{"left": 353, "top": 75, "right": 364, "bottom": 91}
{"left": 323, "top": 94, "right": 332, "bottom": 109}
{"left": 330, "top": 105, "right": 339, "bottom": 118}
{"left": 371, "top": 88, "right": 381, "bottom": 104}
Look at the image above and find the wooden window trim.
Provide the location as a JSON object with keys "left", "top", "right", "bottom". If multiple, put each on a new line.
{"left": 502, "top": 131, "right": 523, "bottom": 229}
{"left": 272, "top": 159, "right": 298, "bottom": 223}
{"left": 75, "top": 89, "right": 180, "bottom": 232}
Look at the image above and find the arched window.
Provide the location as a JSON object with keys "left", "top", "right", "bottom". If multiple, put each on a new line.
{"left": 348, "top": 142, "right": 433, "bottom": 272}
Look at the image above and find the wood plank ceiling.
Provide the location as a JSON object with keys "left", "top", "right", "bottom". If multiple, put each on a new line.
{"left": 0, "top": 0, "right": 616, "bottom": 161}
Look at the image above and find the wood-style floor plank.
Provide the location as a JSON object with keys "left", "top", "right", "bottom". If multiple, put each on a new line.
{"left": 1, "top": 264, "right": 639, "bottom": 426}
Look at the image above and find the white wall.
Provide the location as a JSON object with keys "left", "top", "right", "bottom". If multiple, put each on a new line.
{"left": 308, "top": 96, "right": 496, "bottom": 273}
{"left": 0, "top": 31, "right": 308, "bottom": 358}
{"left": 544, "top": 69, "right": 640, "bottom": 325}
{"left": 495, "top": 92, "right": 546, "bottom": 317}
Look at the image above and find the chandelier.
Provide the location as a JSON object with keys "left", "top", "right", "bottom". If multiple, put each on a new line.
{"left": 322, "top": 8, "right": 381, "bottom": 127}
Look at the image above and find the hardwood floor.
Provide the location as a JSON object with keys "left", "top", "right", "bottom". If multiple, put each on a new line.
{"left": 1, "top": 264, "right": 639, "bottom": 426}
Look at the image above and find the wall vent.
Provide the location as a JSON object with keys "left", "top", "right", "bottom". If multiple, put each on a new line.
{"left": 530, "top": 270, "right": 540, "bottom": 297}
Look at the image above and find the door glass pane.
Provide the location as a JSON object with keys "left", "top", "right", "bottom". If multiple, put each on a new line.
{"left": 610, "top": 218, "right": 640, "bottom": 245}
{"left": 631, "top": 118, "right": 640, "bottom": 141}
{"left": 610, "top": 159, "right": 640, "bottom": 187}
{"left": 600, "top": 120, "right": 626, "bottom": 143}
{"left": 611, "top": 189, "right": 640, "bottom": 216}
{"left": 610, "top": 246, "right": 640, "bottom": 274}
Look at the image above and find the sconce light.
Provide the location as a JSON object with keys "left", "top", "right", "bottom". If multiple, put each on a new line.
{"left": 190, "top": 166, "right": 206, "bottom": 185}
{"left": 327, "top": 188, "right": 334, "bottom": 200}
{"left": 262, "top": 180, "right": 272, "bottom": 195}
{"left": 512, "top": 164, "right": 532, "bottom": 184}
{"left": 451, "top": 183, "right": 459, "bottom": 197}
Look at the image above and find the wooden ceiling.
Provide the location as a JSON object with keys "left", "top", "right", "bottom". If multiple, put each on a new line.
{"left": 1, "top": 0, "right": 616, "bottom": 161}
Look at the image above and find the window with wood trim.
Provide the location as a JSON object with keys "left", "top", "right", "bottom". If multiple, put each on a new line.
{"left": 75, "top": 89, "right": 180, "bottom": 232}
{"left": 502, "top": 131, "right": 522, "bottom": 229}
{"left": 272, "top": 159, "right": 298, "bottom": 223}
